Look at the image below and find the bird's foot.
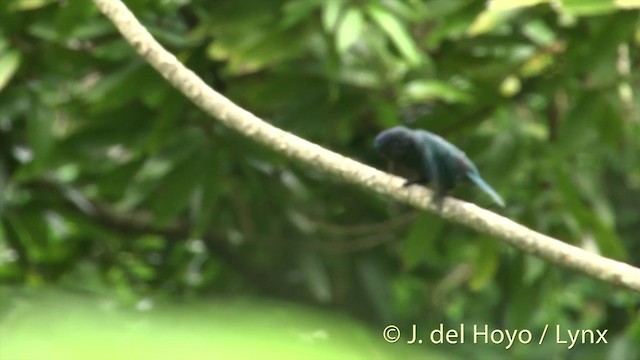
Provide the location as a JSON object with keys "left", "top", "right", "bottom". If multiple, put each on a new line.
{"left": 431, "top": 193, "right": 445, "bottom": 211}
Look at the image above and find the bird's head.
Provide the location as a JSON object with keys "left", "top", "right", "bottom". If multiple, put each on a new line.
{"left": 374, "top": 126, "right": 415, "bottom": 159}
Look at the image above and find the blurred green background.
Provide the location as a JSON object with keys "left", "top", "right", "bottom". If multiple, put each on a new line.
{"left": 1, "top": 0, "right": 640, "bottom": 358}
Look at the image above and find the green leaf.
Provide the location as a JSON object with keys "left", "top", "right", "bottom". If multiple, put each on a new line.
{"left": 467, "top": 9, "right": 512, "bottom": 37}
{"left": 26, "top": 103, "right": 54, "bottom": 173}
{"left": 522, "top": 19, "right": 557, "bottom": 46}
{"left": 357, "top": 256, "right": 393, "bottom": 322}
{"left": 380, "top": 0, "right": 424, "bottom": 21}
{"left": 616, "top": 0, "right": 640, "bottom": 10}
{"left": 401, "top": 215, "right": 444, "bottom": 270}
{"left": 85, "top": 62, "right": 142, "bottom": 106}
{"left": 490, "top": 0, "right": 640, "bottom": 13}
{"left": 300, "top": 251, "right": 332, "bottom": 303}
{"left": 520, "top": 52, "right": 554, "bottom": 77}
{"left": 54, "top": 0, "right": 96, "bottom": 36}
{"left": 559, "top": 0, "right": 617, "bottom": 15}
{"left": 191, "top": 141, "right": 229, "bottom": 237}
{"left": 366, "top": 5, "right": 421, "bottom": 65}
{"left": 336, "top": 7, "right": 364, "bottom": 53}
{"left": 281, "top": 0, "right": 321, "bottom": 29}
{"left": 0, "top": 50, "right": 21, "bottom": 93}
{"left": 506, "top": 278, "right": 541, "bottom": 327}
{"left": 236, "top": 28, "right": 309, "bottom": 72}
{"left": 6, "top": 212, "right": 48, "bottom": 261}
{"left": 403, "top": 80, "right": 473, "bottom": 104}
{"left": 8, "top": 0, "right": 57, "bottom": 11}
{"left": 487, "top": 0, "right": 550, "bottom": 11}
{"left": 504, "top": 254, "right": 541, "bottom": 327}
{"left": 322, "top": 0, "right": 345, "bottom": 31}
{"left": 469, "top": 237, "right": 498, "bottom": 290}
{"left": 499, "top": 75, "right": 521, "bottom": 97}
{"left": 554, "top": 167, "right": 627, "bottom": 259}
{"left": 148, "top": 152, "right": 206, "bottom": 225}
{"left": 118, "top": 129, "right": 205, "bottom": 211}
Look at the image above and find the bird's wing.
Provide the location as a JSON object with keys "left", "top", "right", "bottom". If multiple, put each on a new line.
{"left": 416, "top": 131, "right": 456, "bottom": 198}
{"left": 412, "top": 132, "right": 439, "bottom": 189}
{"left": 417, "top": 130, "right": 505, "bottom": 207}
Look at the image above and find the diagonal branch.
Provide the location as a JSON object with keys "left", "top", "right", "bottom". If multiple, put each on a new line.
{"left": 92, "top": 0, "right": 640, "bottom": 292}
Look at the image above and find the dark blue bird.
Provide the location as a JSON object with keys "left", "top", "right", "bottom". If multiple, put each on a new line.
{"left": 374, "top": 126, "right": 505, "bottom": 207}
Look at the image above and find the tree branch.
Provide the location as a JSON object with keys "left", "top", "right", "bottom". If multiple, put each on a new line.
{"left": 91, "top": 0, "right": 640, "bottom": 293}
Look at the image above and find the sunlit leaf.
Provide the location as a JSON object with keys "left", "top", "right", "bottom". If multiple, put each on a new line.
{"left": 467, "top": 10, "right": 512, "bottom": 37}
{"left": 0, "top": 50, "right": 21, "bottom": 93}
{"left": 366, "top": 5, "right": 421, "bottom": 65}
{"left": 522, "top": 20, "right": 557, "bottom": 46}
{"left": 322, "top": 0, "right": 345, "bottom": 31}
{"left": 336, "top": 7, "right": 364, "bottom": 53}
{"left": 403, "top": 80, "right": 473, "bottom": 104}
{"left": 499, "top": 75, "right": 521, "bottom": 97}
{"left": 8, "top": 0, "right": 56, "bottom": 11}
{"left": 488, "top": 0, "right": 550, "bottom": 11}
{"left": 615, "top": 0, "right": 640, "bottom": 9}
{"left": 520, "top": 52, "right": 554, "bottom": 77}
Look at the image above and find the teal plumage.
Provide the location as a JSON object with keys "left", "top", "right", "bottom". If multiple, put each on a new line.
{"left": 374, "top": 126, "right": 505, "bottom": 207}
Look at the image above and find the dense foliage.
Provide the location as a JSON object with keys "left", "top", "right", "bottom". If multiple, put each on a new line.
{"left": 1, "top": 0, "right": 639, "bottom": 358}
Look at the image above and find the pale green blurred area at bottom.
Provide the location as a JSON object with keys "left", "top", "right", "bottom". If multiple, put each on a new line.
{"left": 0, "top": 288, "right": 454, "bottom": 360}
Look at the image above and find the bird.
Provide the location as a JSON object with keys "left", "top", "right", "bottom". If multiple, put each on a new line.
{"left": 374, "top": 126, "right": 505, "bottom": 207}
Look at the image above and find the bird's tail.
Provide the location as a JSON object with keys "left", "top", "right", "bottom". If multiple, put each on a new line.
{"left": 467, "top": 172, "right": 505, "bottom": 207}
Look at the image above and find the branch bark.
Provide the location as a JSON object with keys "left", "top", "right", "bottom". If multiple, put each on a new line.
{"left": 92, "top": 0, "right": 640, "bottom": 293}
